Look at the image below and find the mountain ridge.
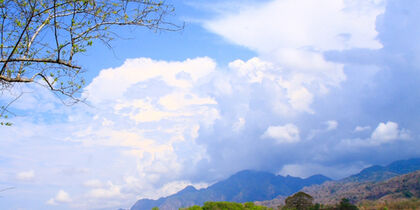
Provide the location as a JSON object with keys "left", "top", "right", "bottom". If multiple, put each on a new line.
{"left": 341, "top": 158, "right": 420, "bottom": 183}
{"left": 130, "top": 170, "right": 331, "bottom": 210}
{"left": 130, "top": 157, "right": 420, "bottom": 210}
{"left": 255, "top": 157, "right": 420, "bottom": 208}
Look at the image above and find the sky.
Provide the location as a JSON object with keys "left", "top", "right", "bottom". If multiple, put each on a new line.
{"left": 1, "top": 0, "right": 420, "bottom": 209}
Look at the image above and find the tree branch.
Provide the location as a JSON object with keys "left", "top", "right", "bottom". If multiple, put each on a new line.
{"left": 0, "top": 58, "right": 81, "bottom": 69}
{"left": 0, "top": 6, "right": 35, "bottom": 76}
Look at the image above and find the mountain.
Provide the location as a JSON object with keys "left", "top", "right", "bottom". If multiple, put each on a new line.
{"left": 341, "top": 158, "right": 420, "bottom": 183}
{"left": 130, "top": 170, "right": 331, "bottom": 210}
{"left": 303, "top": 170, "right": 420, "bottom": 205}
{"left": 131, "top": 158, "right": 420, "bottom": 210}
{"left": 255, "top": 158, "right": 420, "bottom": 208}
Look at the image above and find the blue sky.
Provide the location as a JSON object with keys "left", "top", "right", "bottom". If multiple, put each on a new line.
{"left": 1, "top": 0, "right": 420, "bottom": 209}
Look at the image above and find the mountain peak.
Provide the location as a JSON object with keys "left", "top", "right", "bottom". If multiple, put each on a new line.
{"left": 178, "top": 185, "right": 197, "bottom": 194}
{"left": 131, "top": 170, "right": 330, "bottom": 210}
{"left": 307, "top": 174, "right": 331, "bottom": 181}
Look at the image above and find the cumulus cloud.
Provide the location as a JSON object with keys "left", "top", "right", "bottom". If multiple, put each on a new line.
{"left": 203, "top": 0, "right": 387, "bottom": 114}
{"left": 226, "top": 57, "right": 319, "bottom": 114}
{"left": 371, "top": 121, "right": 410, "bottom": 143}
{"left": 228, "top": 57, "right": 273, "bottom": 83}
{"left": 16, "top": 170, "right": 35, "bottom": 181}
{"left": 341, "top": 121, "right": 411, "bottom": 147}
{"left": 55, "top": 57, "right": 225, "bottom": 206}
{"left": 262, "top": 124, "right": 300, "bottom": 144}
{"left": 84, "top": 57, "right": 216, "bottom": 104}
{"left": 47, "top": 190, "right": 72, "bottom": 205}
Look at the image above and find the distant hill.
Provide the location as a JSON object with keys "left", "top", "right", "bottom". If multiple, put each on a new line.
{"left": 130, "top": 170, "right": 331, "bottom": 210}
{"left": 303, "top": 170, "right": 420, "bottom": 205}
{"left": 341, "top": 158, "right": 420, "bottom": 183}
{"left": 255, "top": 158, "right": 420, "bottom": 208}
{"left": 131, "top": 158, "right": 420, "bottom": 210}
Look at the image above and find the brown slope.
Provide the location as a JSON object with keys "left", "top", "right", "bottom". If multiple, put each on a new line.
{"left": 302, "top": 170, "right": 420, "bottom": 205}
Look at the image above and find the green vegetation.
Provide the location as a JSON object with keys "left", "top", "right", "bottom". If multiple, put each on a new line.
{"left": 178, "top": 193, "right": 359, "bottom": 210}
{"left": 180, "top": 201, "right": 272, "bottom": 210}
{"left": 284, "top": 192, "right": 314, "bottom": 210}
{"left": 337, "top": 198, "right": 358, "bottom": 210}
{"left": 175, "top": 197, "right": 420, "bottom": 210}
{"left": 281, "top": 192, "right": 358, "bottom": 210}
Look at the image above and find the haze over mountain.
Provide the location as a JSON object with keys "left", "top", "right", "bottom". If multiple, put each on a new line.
{"left": 131, "top": 170, "right": 330, "bottom": 210}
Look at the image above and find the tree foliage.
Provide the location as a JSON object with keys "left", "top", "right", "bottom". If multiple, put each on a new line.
{"left": 0, "top": 0, "right": 182, "bottom": 123}
{"left": 284, "top": 192, "right": 314, "bottom": 210}
{"left": 337, "top": 198, "right": 358, "bottom": 210}
{"left": 181, "top": 201, "right": 272, "bottom": 210}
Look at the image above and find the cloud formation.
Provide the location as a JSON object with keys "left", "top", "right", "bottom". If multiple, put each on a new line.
{"left": 354, "top": 126, "right": 371, "bottom": 132}
{"left": 371, "top": 121, "right": 410, "bottom": 143}
{"left": 341, "top": 121, "right": 411, "bottom": 148}
{"left": 2, "top": 0, "right": 420, "bottom": 209}
{"left": 47, "top": 190, "right": 72, "bottom": 205}
{"left": 204, "top": 0, "right": 384, "bottom": 52}
{"left": 262, "top": 124, "right": 300, "bottom": 144}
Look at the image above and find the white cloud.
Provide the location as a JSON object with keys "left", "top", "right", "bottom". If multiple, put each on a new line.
{"left": 204, "top": 0, "right": 386, "bottom": 115}
{"left": 262, "top": 124, "right": 300, "bottom": 143}
{"left": 325, "top": 120, "right": 338, "bottom": 131}
{"left": 204, "top": 0, "right": 365, "bottom": 115}
{"left": 205, "top": 0, "right": 384, "bottom": 52}
{"left": 16, "top": 170, "right": 34, "bottom": 181}
{"left": 47, "top": 190, "right": 72, "bottom": 205}
{"left": 84, "top": 57, "right": 216, "bottom": 104}
{"left": 71, "top": 57, "right": 221, "bottom": 202}
{"left": 87, "top": 182, "right": 122, "bottom": 199}
{"left": 287, "top": 86, "right": 314, "bottom": 113}
{"left": 341, "top": 121, "right": 411, "bottom": 147}
{"left": 371, "top": 121, "right": 410, "bottom": 143}
{"left": 159, "top": 92, "right": 217, "bottom": 111}
{"left": 228, "top": 57, "right": 274, "bottom": 83}
{"left": 354, "top": 125, "right": 371, "bottom": 132}
{"left": 227, "top": 57, "right": 321, "bottom": 114}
